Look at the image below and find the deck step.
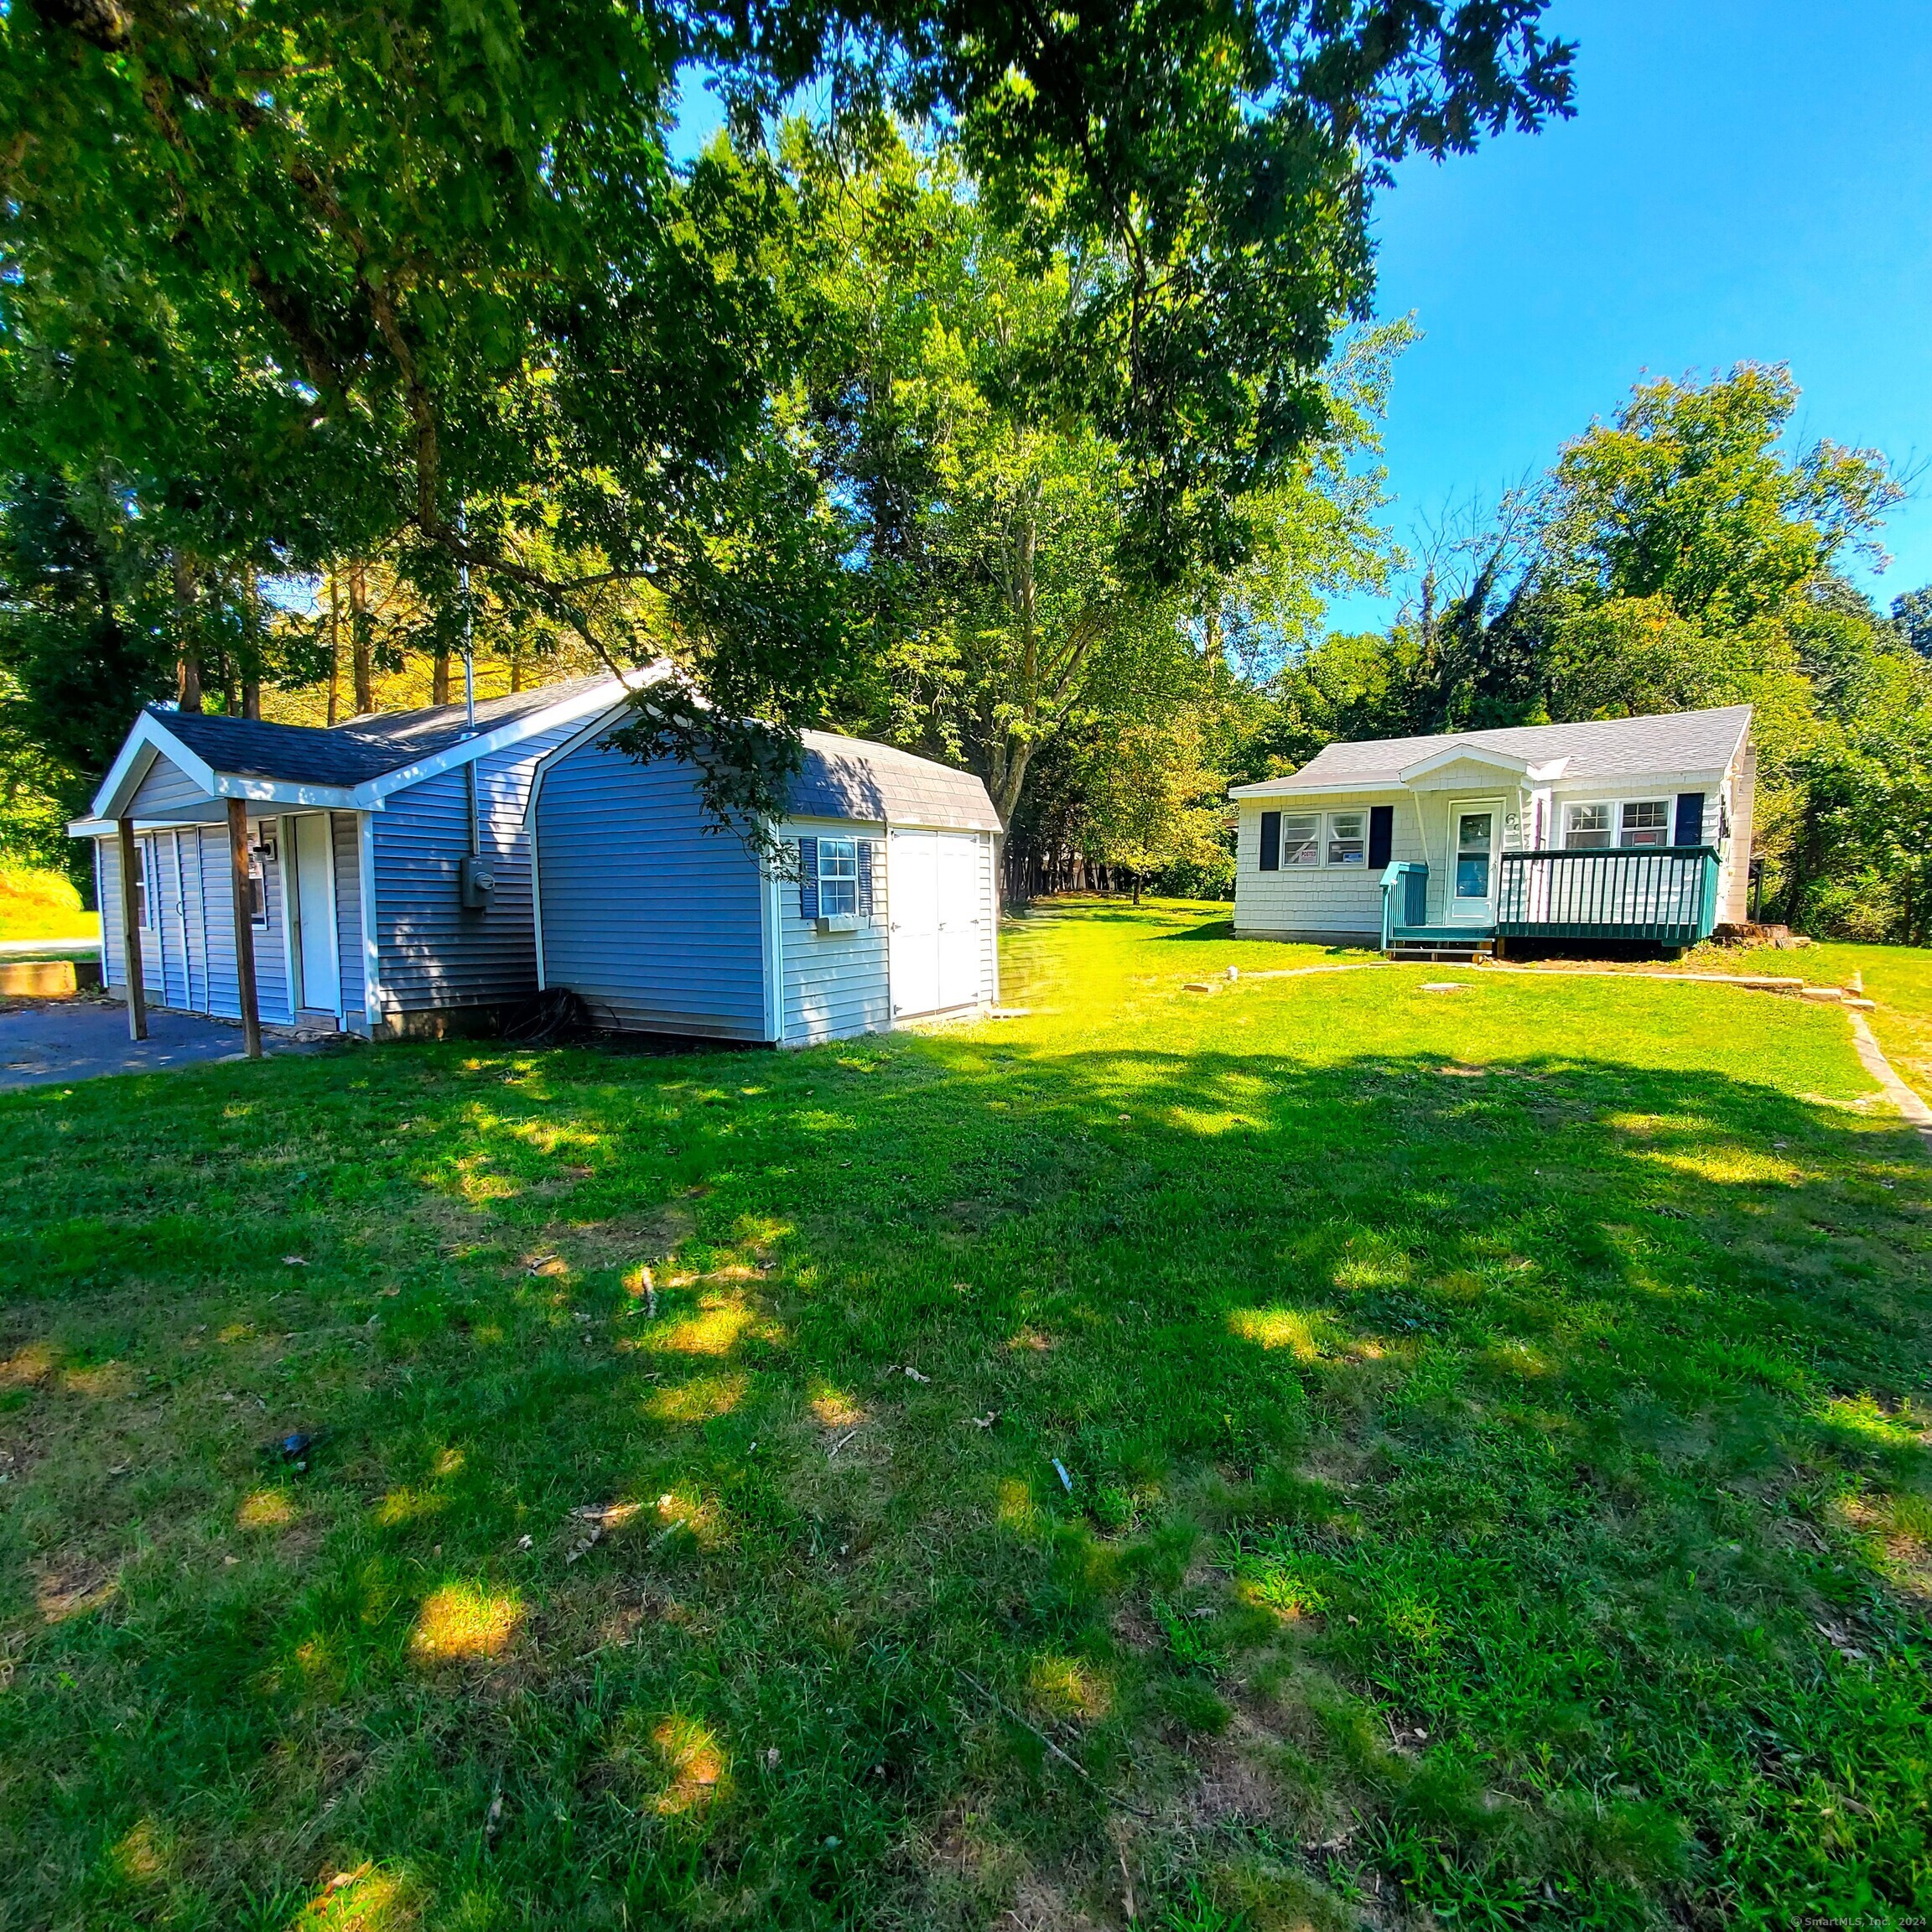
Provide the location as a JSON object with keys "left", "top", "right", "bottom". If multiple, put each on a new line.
{"left": 1389, "top": 939, "right": 1495, "bottom": 964}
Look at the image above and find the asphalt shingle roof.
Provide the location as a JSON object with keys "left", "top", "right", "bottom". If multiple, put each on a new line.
{"left": 1233, "top": 705, "right": 1753, "bottom": 796}
{"left": 791, "top": 730, "right": 1001, "bottom": 832}
{"left": 153, "top": 677, "right": 619, "bottom": 787}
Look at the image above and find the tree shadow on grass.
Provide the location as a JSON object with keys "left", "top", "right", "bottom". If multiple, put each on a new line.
{"left": 0, "top": 1031, "right": 1927, "bottom": 1926}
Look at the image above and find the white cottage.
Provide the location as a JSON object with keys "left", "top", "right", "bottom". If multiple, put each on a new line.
{"left": 1229, "top": 705, "right": 1755, "bottom": 957}
{"left": 529, "top": 704, "right": 1002, "bottom": 1045}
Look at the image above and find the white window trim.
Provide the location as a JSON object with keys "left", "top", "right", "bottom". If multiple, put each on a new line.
{"left": 817, "top": 835, "right": 860, "bottom": 919}
{"left": 1326, "top": 809, "right": 1367, "bottom": 868}
{"left": 1561, "top": 795, "right": 1686, "bottom": 851}
{"left": 1280, "top": 810, "right": 1320, "bottom": 867}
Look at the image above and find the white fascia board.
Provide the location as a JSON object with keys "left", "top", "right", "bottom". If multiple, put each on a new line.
{"left": 355, "top": 673, "right": 645, "bottom": 810}
{"left": 215, "top": 774, "right": 365, "bottom": 810}
{"left": 91, "top": 715, "right": 220, "bottom": 818}
{"left": 1228, "top": 776, "right": 1407, "bottom": 800}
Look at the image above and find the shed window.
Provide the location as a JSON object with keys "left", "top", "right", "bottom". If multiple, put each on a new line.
{"left": 1621, "top": 800, "right": 1670, "bottom": 848}
{"left": 1282, "top": 813, "right": 1320, "bottom": 865}
{"left": 817, "top": 837, "right": 859, "bottom": 918}
{"left": 1564, "top": 803, "right": 1613, "bottom": 849}
{"left": 1327, "top": 812, "right": 1365, "bottom": 865}
{"left": 133, "top": 842, "right": 153, "bottom": 929}
{"left": 248, "top": 838, "right": 270, "bottom": 928}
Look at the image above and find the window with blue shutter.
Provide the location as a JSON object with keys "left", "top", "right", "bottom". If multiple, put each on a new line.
{"left": 1259, "top": 811, "right": 1280, "bottom": 870}
{"left": 1674, "top": 792, "right": 1705, "bottom": 848}
{"left": 798, "top": 837, "right": 818, "bottom": 918}
{"left": 858, "top": 840, "right": 875, "bottom": 918}
{"left": 1368, "top": 805, "right": 1394, "bottom": 870}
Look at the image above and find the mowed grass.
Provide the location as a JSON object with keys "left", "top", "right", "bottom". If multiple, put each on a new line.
{"left": 1, "top": 901, "right": 1928, "bottom": 1930}
{"left": 0, "top": 866, "right": 98, "bottom": 945}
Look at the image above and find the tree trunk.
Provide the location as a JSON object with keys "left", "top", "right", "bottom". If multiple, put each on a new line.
{"left": 432, "top": 641, "right": 451, "bottom": 707}
{"left": 239, "top": 565, "right": 262, "bottom": 719}
{"left": 325, "top": 569, "right": 341, "bottom": 724}
{"left": 350, "top": 563, "right": 374, "bottom": 714}
{"left": 174, "top": 553, "right": 202, "bottom": 711}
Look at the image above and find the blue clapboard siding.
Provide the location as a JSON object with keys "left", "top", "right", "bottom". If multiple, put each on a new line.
{"left": 535, "top": 741, "right": 768, "bottom": 1039}
{"left": 199, "top": 824, "right": 243, "bottom": 1021}
{"left": 782, "top": 831, "right": 891, "bottom": 1046}
{"left": 371, "top": 721, "right": 580, "bottom": 1016}
{"left": 128, "top": 749, "right": 213, "bottom": 823}
{"left": 95, "top": 839, "right": 122, "bottom": 989}
{"left": 331, "top": 812, "right": 366, "bottom": 1019}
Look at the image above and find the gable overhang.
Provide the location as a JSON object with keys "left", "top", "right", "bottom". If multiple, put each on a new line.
{"left": 522, "top": 664, "right": 687, "bottom": 833}
{"left": 1396, "top": 742, "right": 1535, "bottom": 785}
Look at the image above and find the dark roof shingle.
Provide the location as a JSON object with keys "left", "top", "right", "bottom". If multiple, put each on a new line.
{"left": 153, "top": 676, "right": 618, "bottom": 788}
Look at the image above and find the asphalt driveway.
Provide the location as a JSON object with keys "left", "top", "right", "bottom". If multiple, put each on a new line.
{"left": 0, "top": 998, "right": 328, "bottom": 1091}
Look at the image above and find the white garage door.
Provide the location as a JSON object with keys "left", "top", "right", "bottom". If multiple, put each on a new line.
{"left": 890, "top": 831, "right": 983, "bottom": 1019}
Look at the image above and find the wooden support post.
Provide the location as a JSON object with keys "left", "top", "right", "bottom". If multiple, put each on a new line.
{"left": 115, "top": 819, "right": 148, "bottom": 1041}
{"left": 226, "top": 797, "right": 263, "bottom": 1060}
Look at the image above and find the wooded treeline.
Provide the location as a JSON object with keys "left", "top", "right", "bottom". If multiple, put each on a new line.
{"left": 1, "top": 1, "right": 1924, "bottom": 941}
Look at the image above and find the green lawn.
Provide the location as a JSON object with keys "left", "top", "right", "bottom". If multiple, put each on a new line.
{"left": 0, "top": 865, "right": 99, "bottom": 945}
{"left": 1, "top": 901, "right": 1928, "bottom": 1929}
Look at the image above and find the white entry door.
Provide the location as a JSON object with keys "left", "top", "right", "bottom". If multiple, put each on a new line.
{"left": 291, "top": 813, "right": 340, "bottom": 1013}
{"left": 890, "top": 831, "right": 982, "bottom": 1017}
{"left": 1446, "top": 798, "right": 1503, "bottom": 927}
{"left": 936, "top": 834, "right": 980, "bottom": 1008}
{"left": 890, "top": 831, "right": 941, "bottom": 1018}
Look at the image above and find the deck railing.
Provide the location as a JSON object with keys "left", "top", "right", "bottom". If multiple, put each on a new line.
{"left": 1493, "top": 847, "right": 1720, "bottom": 944}
{"left": 1379, "top": 861, "right": 1429, "bottom": 950}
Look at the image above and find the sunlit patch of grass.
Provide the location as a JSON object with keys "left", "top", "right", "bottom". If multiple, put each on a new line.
{"left": 236, "top": 1489, "right": 297, "bottom": 1531}
{"left": 408, "top": 1583, "right": 522, "bottom": 1664}
{"left": 644, "top": 1295, "right": 766, "bottom": 1357}
{"left": 997, "top": 1477, "right": 1046, "bottom": 1539}
{"left": 0, "top": 1340, "right": 55, "bottom": 1386}
{"left": 650, "top": 1714, "right": 730, "bottom": 1815}
{"left": 652, "top": 1489, "right": 725, "bottom": 1550}
{"left": 1027, "top": 1654, "right": 1114, "bottom": 1722}
{"left": 59, "top": 1359, "right": 134, "bottom": 1398}
{"left": 373, "top": 1486, "right": 450, "bottom": 1529}
{"left": 107, "top": 1815, "right": 169, "bottom": 1885}
{"left": 1228, "top": 1306, "right": 1332, "bottom": 1361}
{"left": 811, "top": 1388, "right": 865, "bottom": 1429}
{"left": 293, "top": 1864, "right": 418, "bottom": 1930}
{"left": 647, "top": 1372, "right": 749, "bottom": 1425}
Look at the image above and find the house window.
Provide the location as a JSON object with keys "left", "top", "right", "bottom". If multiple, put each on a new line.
{"left": 1564, "top": 803, "right": 1613, "bottom": 849}
{"left": 1621, "top": 800, "right": 1670, "bottom": 848}
{"left": 1327, "top": 812, "right": 1365, "bottom": 865}
{"left": 817, "top": 837, "right": 859, "bottom": 918}
{"left": 1282, "top": 813, "right": 1320, "bottom": 865}
{"left": 248, "top": 839, "right": 270, "bottom": 928}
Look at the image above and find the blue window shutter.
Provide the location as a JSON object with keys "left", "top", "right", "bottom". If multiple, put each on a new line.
{"left": 1368, "top": 805, "right": 1394, "bottom": 870}
{"left": 1259, "top": 812, "right": 1280, "bottom": 870}
{"left": 1674, "top": 792, "right": 1705, "bottom": 848}
{"left": 798, "top": 838, "right": 818, "bottom": 918}
{"left": 858, "top": 839, "right": 875, "bottom": 918}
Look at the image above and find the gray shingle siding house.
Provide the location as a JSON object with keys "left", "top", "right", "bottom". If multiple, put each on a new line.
{"left": 1230, "top": 705, "right": 1756, "bottom": 952}
{"left": 529, "top": 713, "right": 1002, "bottom": 1046}
{"left": 73, "top": 676, "right": 626, "bottom": 1037}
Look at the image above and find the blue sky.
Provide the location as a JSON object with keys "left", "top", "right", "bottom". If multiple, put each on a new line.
{"left": 1323, "top": 0, "right": 1932, "bottom": 632}
{"left": 671, "top": 3, "right": 1932, "bottom": 636}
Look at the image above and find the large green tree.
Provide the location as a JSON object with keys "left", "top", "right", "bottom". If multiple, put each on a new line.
{"left": 3, "top": 0, "right": 1571, "bottom": 794}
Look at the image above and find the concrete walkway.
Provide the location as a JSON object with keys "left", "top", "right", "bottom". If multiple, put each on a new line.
{"left": 0, "top": 999, "right": 327, "bottom": 1091}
